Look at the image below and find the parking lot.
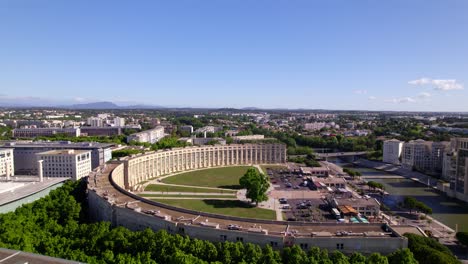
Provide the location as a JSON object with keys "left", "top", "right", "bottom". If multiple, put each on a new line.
{"left": 266, "top": 168, "right": 338, "bottom": 222}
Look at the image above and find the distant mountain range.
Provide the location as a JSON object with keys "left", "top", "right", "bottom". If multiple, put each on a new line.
{"left": 0, "top": 100, "right": 167, "bottom": 109}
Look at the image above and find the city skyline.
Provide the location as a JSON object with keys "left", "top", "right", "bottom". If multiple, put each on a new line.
{"left": 1, "top": 1, "right": 467, "bottom": 111}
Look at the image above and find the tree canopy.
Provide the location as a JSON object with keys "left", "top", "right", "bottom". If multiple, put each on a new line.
{"left": 239, "top": 167, "right": 270, "bottom": 206}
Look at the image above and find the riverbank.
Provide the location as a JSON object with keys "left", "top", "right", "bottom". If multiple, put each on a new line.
{"left": 353, "top": 159, "right": 439, "bottom": 187}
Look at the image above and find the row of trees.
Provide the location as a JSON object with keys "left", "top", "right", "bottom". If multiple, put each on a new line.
{"left": 366, "top": 181, "right": 384, "bottom": 191}
{"left": 405, "top": 233, "right": 460, "bottom": 264}
{"left": 343, "top": 168, "right": 362, "bottom": 178}
{"left": 0, "top": 179, "right": 424, "bottom": 264}
{"left": 402, "top": 197, "right": 433, "bottom": 215}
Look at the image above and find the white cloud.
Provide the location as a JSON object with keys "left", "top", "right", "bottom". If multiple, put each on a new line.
{"left": 418, "top": 92, "right": 431, "bottom": 98}
{"left": 432, "top": 79, "right": 463, "bottom": 91}
{"left": 353, "top": 89, "right": 367, "bottom": 95}
{"left": 409, "top": 77, "right": 464, "bottom": 91}
{"left": 73, "top": 97, "right": 86, "bottom": 102}
{"left": 408, "top": 78, "right": 431, "bottom": 85}
{"left": 385, "top": 97, "right": 416, "bottom": 104}
{"left": 368, "top": 96, "right": 377, "bottom": 100}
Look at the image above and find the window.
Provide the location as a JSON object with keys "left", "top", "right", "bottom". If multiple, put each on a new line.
{"left": 220, "top": 235, "right": 227, "bottom": 241}
{"left": 236, "top": 237, "right": 243, "bottom": 242}
{"left": 300, "top": 243, "right": 308, "bottom": 250}
{"left": 270, "top": 241, "right": 278, "bottom": 247}
{"left": 336, "top": 243, "right": 344, "bottom": 250}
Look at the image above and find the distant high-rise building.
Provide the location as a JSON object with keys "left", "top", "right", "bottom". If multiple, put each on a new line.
{"left": 382, "top": 139, "right": 403, "bottom": 164}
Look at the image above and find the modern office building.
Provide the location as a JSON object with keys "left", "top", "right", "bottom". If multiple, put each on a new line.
{"left": 0, "top": 148, "right": 14, "bottom": 177}
{"left": 401, "top": 139, "right": 450, "bottom": 175}
{"left": 12, "top": 128, "right": 81, "bottom": 138}
{"left": 382, "top": 139, "right": 403, "bottom": 164}
{"left": 0, "top": 141, "right": 113, "bottom": 174}
{"left": 36, "top": 149, "right": 92, "bottom": 180}
{"left": 127, "top": 126, "right": 165, "bottom": 144}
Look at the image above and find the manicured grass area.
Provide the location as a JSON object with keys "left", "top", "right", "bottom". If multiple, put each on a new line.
{"left": 161, "top": 166, "right": 254, "bottom": 189}
{"left": 153, "top": 199, "right": 276, "bottom": 220}
{"left": 144, "top": 184, "right": 237, "bottom": 194}
{"left": 141, "top": 194, "right": 236, "bottom": 199}
{"left": 260, "top": 165, "right": 287, "bottom": 174}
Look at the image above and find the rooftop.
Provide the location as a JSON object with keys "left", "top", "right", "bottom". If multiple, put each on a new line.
{"left": 36, "top": 149, "right": 91, "bottom": 156}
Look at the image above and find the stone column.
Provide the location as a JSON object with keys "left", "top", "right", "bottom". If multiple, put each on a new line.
{"left": 37, "top": 160, "right": 44, "bottom": 182}
{"left": 5, "top": 162, "right": 10, "bottom": 181}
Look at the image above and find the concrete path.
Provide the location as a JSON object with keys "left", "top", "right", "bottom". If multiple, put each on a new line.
{"left": 139, "top": 191, "right": 235, "bottom": 196}
{"left": 255, "top": 165, "right": 283, "bottom": 221}
{"left": 147, "top": 197, "right": 238, "bottom": 200}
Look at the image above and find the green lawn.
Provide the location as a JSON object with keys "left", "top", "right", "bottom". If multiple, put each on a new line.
{"left": 260, "top": 165, "right": 287, "bottom": 174}
{"left": 140, "top": 194, "right": 236, "bottom": 199}
{"left": 161, "top": 166, "right": 254, "bottom": 189}
{"left": 153, "top": 199, "right": 276, "bottom": 220}
{"left": 144, "top": 184, "right": 237, "bottom": 194}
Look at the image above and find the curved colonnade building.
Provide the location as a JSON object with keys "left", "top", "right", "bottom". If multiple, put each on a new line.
{"left": 116, "top": 143, "right": 287, "bottom": 190}
{"left": 88, "top": 143, "right": 409, "bottom": 254}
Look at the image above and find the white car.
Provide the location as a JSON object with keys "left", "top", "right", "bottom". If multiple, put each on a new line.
{"left": 227, "top": 224, "right": 241, "bottom": 230}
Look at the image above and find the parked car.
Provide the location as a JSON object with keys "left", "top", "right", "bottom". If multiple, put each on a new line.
{"left": 227, "top": 224, "right": 241, "bottom": 230}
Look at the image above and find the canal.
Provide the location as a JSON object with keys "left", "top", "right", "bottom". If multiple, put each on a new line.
{"left": 351, "top": 166, "right": 468, "bottom": 232}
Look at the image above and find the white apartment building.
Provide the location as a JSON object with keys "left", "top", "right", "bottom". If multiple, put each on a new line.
{"left": 127, "top": 126, "right": 165, "bottom": 144}
{"left": 113, "top": 117, "right": 125, "bottom": 127}
{"left": 402, "top": 139, "right": 449, "bottom": 175}
{"left": 87, "top": 117, "right": 104, "bottom": 127}
{"left": 36, "top": 149, "right": 92, "bottom": 180}
{"left": 383, "top": 139, "right": 403, "bottom": 164}
{"left": 0, "top": 148, "right": 14, "bottom": 177}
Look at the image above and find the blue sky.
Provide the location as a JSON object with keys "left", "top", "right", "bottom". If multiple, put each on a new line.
{"left": 0, "top": 1, "right": 467, "bottom": 111}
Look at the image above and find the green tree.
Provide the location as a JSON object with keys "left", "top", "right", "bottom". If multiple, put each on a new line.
{"left": 239, "top": 168, "right": 270, "bottom": 206}
{"left": 387, "top": 248, "right": 418, "bottom": 264}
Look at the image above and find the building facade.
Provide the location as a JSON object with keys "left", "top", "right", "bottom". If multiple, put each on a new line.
{"left": 1, "top": 141, "right": 113, "bottom": 175}
{"left": 444, "top": 138, "right": 468, "bottom": 202}
{"left": 12, "top": 128, "right": 81, "bottom": 138}
{"left": 382, "top": 139, "right": 403, "bottom": 165}
{"left": 401, "top": 139, "right": 449, "bottom": 175}
{"left": 0, "top": 148, "right": 14, "bottom": 177}
{"left": 113, "top": 117, "right": 126, "bottom": 127}
{"left": 117, "top": 143, "right": 287, "bottom": 189}
{"left": 36, "top": 149, "right": 92, "bottom": 180}
{"left": 87, "top": 117, "right": 104, "bottom": 127}
{"left": 179, "top": 125, "right": 194, "bottom": 134}
{"left": 127, "top": 126, "right": 165, "bottom": 144}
